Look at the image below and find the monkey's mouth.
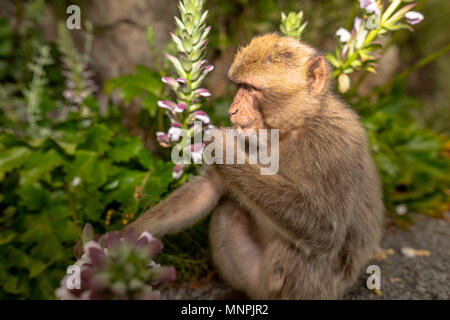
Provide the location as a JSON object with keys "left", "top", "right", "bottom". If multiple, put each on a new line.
{"left": 233, "top": 120, "right": 255, "bottom": 131}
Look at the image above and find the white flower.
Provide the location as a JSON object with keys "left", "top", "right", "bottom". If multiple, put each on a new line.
{"left": 405, "top": 11, "right": 424, "bottom": 25}
{"left": 353, "top": 17, "right": 363, "bottom": 33}
{"left": 193, "top": 110, "right": 210, "bottom": 124}
{"left": 359, "top": 0, "right": 380, "bottom": 15}
{"left": 71, "top": 176, "right": 81, "bottom": 187}
{"left": 168, "top": 125, "right": 183, "bottom": 141}
{"left": 336, "top": 28, "right": 351, "bottom": 43}
{"left": 190, "top": 143, "right": 204, "bottom": 164}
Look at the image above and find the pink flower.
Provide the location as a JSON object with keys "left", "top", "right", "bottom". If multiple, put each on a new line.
{"left": 84, "top": 241, "right": 106, "bottom": 267}
{"left": 168, "top": 122, "right": 184, "bottom": 141}
{"left": 174, "top": 102, "right": 187, "bottom": 113}
{"left": 353, "top": 17, "right": 363, "bottom": 33}
{"left": 162, "top": 76, "right": 179, "bottom": 90}
{"left": 359, "top": 0, "right": 380, "bottom": 15}
{"left": 172, "top": 163, "right": 184, "bottom": 179}
{"left": 190, "top": 142, "right": 204, "bottom": 163}
{"left": 203, "top": 65, "right": 214, "bottom": 72}
{"left": 176, "top": 77, "right": 188, "bottom": 85}
{"left": 193, "top": 110, "right": 210, "bottom": 124}
{"left": 157, "top": 100, "right": 177, "bottom": 111}
{"left": 405, "top": 11, "right": 424, "bottom": 25}
{"left": 194, "top": 88, "right": 211, "bottom": 97}
{"left": 156, "top": 132, "right": 170, "bottom": 147}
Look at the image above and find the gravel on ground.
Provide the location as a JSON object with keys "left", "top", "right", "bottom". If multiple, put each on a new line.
{"left": 158, "top": 214, "right": 450, "bottom": 300}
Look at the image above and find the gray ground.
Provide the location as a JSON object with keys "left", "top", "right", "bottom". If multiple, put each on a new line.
{"left": 158, "top": 214, "right": 450, "bottom": 300}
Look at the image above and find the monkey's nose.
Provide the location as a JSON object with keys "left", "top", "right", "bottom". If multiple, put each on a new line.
{"left": 228, "top": 108, "right": 239, "bottom": 117}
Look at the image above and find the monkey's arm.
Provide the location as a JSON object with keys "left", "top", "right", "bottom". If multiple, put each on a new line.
{"left": 216, "top": 163, "right": 345, "bottom": 249}
{"left": 124, "top": 167, "right": 225, "bottom": 237}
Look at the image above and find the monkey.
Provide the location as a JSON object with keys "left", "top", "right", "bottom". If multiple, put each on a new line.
{"left": 124, "top": 33, "right": 384, "bottom": 299}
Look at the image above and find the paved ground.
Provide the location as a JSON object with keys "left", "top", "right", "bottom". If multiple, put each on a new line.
{"left": 158, "top": 214, "right": 450, "bottom": 300}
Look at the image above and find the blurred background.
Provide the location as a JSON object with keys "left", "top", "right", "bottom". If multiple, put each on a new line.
{"left": 0, "top": 0, "right": 448, "bottom": 299}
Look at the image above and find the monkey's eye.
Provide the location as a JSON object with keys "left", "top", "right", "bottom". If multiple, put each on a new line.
{"left": 240, "top": 83, "right": 256, "bottom": 92}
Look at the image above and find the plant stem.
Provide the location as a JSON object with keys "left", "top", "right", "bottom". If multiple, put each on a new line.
{"left": 64, "top": 181, "right": 81, "bottom": 234}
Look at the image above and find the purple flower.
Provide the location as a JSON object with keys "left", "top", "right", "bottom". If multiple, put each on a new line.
{"left": 156, "top": 132, "right": 170, "bottom": 147}
{"left": 57, "top": 228, "right": 176, "bottom": 300}
{"left": 84, "top": 241, "right": 106, "bottom": 267}
{"left": 193, "top": 110, "right": 210, "bottom": 124}
{"left": 405, "top": 11, "right": 424, "bottom": 25}
{"left": 104, "top": 231, "right": 121, "bottom": 249}
{"left": 157, "top": 100, "right": 177, "bottom": 111}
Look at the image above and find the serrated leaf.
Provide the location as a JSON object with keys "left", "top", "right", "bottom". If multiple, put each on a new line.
{"left": 108, "top": 137, "right": 142, "bottom": 163}
{"left": 65, "top": 150, "right": 109, "bottom": 187}
{"left": 0, "top": 147, "right": 32, "bottom": 181}
{"left": 19, "top": 149, "right": 64, "bottom": 186}
{"left": 78, "top": 124, "right": 113, "bottom": 156}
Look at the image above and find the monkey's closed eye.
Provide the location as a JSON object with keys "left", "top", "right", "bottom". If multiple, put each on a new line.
{"left": 239, "top": 83, "right": 257, "bottom": 92}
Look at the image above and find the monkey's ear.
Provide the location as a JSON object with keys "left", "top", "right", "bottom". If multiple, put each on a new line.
{"left": 307, "top": 55, "right": 329, "bottom": 95}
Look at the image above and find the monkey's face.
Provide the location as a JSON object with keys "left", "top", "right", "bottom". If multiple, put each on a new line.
{"left": 228, "top": 83, "right": 265, "bottom": 131}
{"left": 227, "top": 33, "right": 330, "bottom": 132}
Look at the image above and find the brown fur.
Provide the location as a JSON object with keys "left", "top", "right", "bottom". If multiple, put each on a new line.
{"left": 125, "top": 33, "right": 383, "bottom": 299}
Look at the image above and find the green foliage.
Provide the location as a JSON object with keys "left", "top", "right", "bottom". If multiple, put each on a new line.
{"left": 356, "top": 94, "right": 449, "bottom": 225}
{"left": 0, "top": 18, "right": 14, "bottom": 80}
{"left": 279, "top": 11, "right": 307, "bottom": 39}
{"left": 105, "top": 65, "right": 163, "bottom": 118}
{"left": 0, "top": 20, "right": 173, "bottom": 299}
{"left": 0, "top": 119, "right": 173, "bottom": 299}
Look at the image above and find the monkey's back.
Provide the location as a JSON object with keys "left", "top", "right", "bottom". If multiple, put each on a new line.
{"left": 273, "top": 98, "right": 384, "bottom": 298}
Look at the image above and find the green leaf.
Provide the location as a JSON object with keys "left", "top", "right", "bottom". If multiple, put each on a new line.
{"left": 142, "top": 93, "right": 158, "bottom": 117}
{"left": 137, "top": 148, "right": 155, "bottom": 169}
{"left": 19, "top": 149, "right": 64, "bottom": 186}
{"left": 0, "top": 147, "right": 32, "bottom": 181}
{"left": 108, "top": 137, "right": 142, "bottom": 163}
{"left": 0, "top": 230, "right": 16, "bottom": 245}
{"left": 105, "top": 65, "right": 162, "bottom": 102}
{"left": 103, "top": 169, "right": 146, "bottom": 211}
{"left": 78, "top": 124, "right": 113, "bottom": 156}
{"left": 17, "top": 183, "right": 50, "bottom": 211}
{"left": 65, "top": 150, "right": 109, "bottom": 188}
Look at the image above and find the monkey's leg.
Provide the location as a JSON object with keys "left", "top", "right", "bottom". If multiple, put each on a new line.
{"left": 209, "top": 200, "right": 263, "bottom": 297}
{"left": 259, "top": 241, "right": 345, "bottom": 299}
